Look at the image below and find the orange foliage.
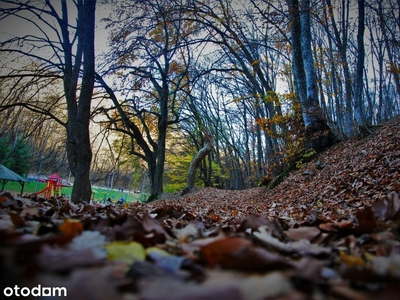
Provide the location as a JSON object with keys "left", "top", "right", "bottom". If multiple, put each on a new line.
{"left": 59, "top": 219, "right": 83, "bottom": 239}
{"left": 200, "top": 237, "right": 252, "bottom": 267}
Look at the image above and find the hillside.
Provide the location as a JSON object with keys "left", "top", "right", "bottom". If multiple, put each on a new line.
{"left": 150, "top": 116, "right": 399, "bottom": 223}
{"left": 1, "top": 117, "right": 399, "bottom": 299}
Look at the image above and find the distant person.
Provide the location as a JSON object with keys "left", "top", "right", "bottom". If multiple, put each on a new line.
{"left": 118, "top": 197, "right": 125, "bottom": 205}
{"left": 106, "top": 197, "right": 112, "bottom": 204}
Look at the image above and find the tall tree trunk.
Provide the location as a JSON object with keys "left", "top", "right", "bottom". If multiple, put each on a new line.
{"left": 288, "top": 0, "right": 336, "bottom": 152}
{"left": 254, "top": 101, "right": 264, "bottom": 180}
{"left": 288, "top": 0, "right": 307, "bottom": 111}
{"left": 146, "top": 155, "right": 159, "bottom": 201}
{"left": 324, "top": 0, "right": 354, "bottom": 137}
{"left": 146, "top": 82, "right": 169, "bottom": 202}
{"left": 300, "top": 0, "right": 318, "bottom": 113}
{"left": 300, "top": 0, "right": 331, "bottom": 150}
{"left": 378, "top": 1, "right": 400, "bottom": 99}
{"left": 148, "top": 128, "right": 166, "bottom": 201}
{"left": 321, "top": 3, "right": 343, "bottom": 134}
{"left": 353, "top": 0, "right": 365, "bottom": 129}
{"left": 65, "top": 0, "right": 96, "bottom": 203}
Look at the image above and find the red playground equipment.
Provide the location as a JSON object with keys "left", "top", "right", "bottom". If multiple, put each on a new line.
{"left": 35, "top": 173, "right": 63, "bottom": 198}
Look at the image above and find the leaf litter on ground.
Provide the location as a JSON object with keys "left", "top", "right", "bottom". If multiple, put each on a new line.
{"left": 1, "top": 117, "right": 400, "bottom": 299}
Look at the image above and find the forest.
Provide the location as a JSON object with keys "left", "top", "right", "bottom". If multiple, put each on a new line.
{"left": 0, "top": 0, "right": 399, "bottom": 202}
{"left": 0, "top": 97, "right": 399, "bottom": 298}
{"left": 1, "top": 1, "right": 400, "bottom": 298}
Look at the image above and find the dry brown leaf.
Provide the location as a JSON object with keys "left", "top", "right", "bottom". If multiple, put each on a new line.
{"left": 200, "top": 236, "right": 252, "bottom": 267}
{"left": 20, "top": 206, "right": 40, "bottom": 218}
{"left": 285, "top": 226, "right": 321, "bottom": 241}
{"left": 254, "top": 225, "right": 331, "bottom": 256}
{"left": 7, "top": 211, "right": 26, "bottom": 228}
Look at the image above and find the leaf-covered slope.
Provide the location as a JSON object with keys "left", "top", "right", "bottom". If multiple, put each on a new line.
{"left": 155, "top": 116, "right": 400, "bottom": 222}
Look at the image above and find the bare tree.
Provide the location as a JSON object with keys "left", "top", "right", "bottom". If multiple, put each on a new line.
{"left": 97, "top": 0, "right": 197, "bottom": 200}
{"left": 0, "top": 0, "right": 96, "bottom": 202}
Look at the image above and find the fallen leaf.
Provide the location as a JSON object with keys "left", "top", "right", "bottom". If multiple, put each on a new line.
{"left": 229, "top": 246, "right": 294, "bottom": 271}
{"left": 59, "top": 219, "right": 83, "bottom": 239}
{"left": 0, "top": 212, "right": 14, "bottom": 230}
{"left": 372, "top": 192, "right": 400, "bottom": 221}
{"left": 293, "top": 256, "right": 329, "bottom": 280}
{"left": 69, "top": 231, "right": 107, "bottom": 259}
{"left": 372, "top": 254, "right": 400, "bottom": 277}
{"left": 0, "top": 192, "right": 20, "bottom": 209}
{"left": 173, "top": 223, "right": 201, "bottom": 243}
{"left": 285, "top": 226, "right": 321, "bottom": 241}
{"left": 138, "top": 277, "right": 242, "bottom": 300}
{"left": 339, "top": 251, "right": 365, "bottom": 267}
{"left": 147, "top": 250, "right": 186, "bottom": 273}
{"left": 330, "top": 284, "right": 370, "bottom": 300}
{"left": 104, "top": 241, "right": 146, "bottom": 263}
{"left": 353, "top": 207, "right": 376, "bottom": 234}
{"left": 38, "top": 246, "right": 105, "bottom": 272}
{"left": 200, "top": 236, "right": 252, "bottom": 267}
{"left": 141, "top": 213, "right": 168, "bottom": 243}
{"left": 20, "top": 206, "right": 40, "bottom": 218}
{"left": 37, "top": 263, "right": 127, "bottom": 300}
{"left": 7, "top": 211, "right": 26, "bottom": 228}
{"left": 254, "top": 225, "right": 331, "bottom": 256}
{"left": 238, "top": 215, "right": 285, "bottom": 240}
{"left": 239, "top": 271, "right": 293, "bottom": 300}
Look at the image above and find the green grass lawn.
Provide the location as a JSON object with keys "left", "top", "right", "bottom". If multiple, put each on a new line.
{"left": 91, "top": 187, "right": 144, "bottom": 203}
{"left": 1, "top": 181, "right": 144, "bottom": 203}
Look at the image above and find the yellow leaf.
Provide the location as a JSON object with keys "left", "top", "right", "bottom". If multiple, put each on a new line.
{"left": 105, "top": 241, "right": 146, "bottom": 263}
{"left": 363, "top": 251, "right": 375, "bottom": 263}
{"left": 339, "top": 251, "right": 364, "bottom": 267}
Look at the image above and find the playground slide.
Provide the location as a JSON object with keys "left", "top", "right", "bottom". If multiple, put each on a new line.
{"left": 35, "top": 186, "right": 52, "bottom": 195}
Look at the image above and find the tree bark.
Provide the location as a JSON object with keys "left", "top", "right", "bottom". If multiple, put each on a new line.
{"left": 64, "top": 0, "right": 96, "bottom": 203}
{"left": 147, "top": 118, "right": 167, "bottom": 201}
{"left": 324, "top": 0, "right": 354, "bottom": 138}
{"left": 182, "top": 137, "right": 213, "bottom": 196}
{"left": 377, "top": 1, "right": 400, "bottom": 101}
{"left": 288, "top": 0, "right": 307, "bottom": 110}
{"left": 0, "top": 0, "right": 96, "bottom": 203}
{"left": 353, "top": 0, "right": 365, "bottom": 129}
{"left": 288, "top": 0, "right": 336, "bottom": 152}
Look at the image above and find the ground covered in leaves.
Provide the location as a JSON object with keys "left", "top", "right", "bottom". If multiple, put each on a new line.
{"left": 1, "top": 117, "right": 400, "bottom": 299}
